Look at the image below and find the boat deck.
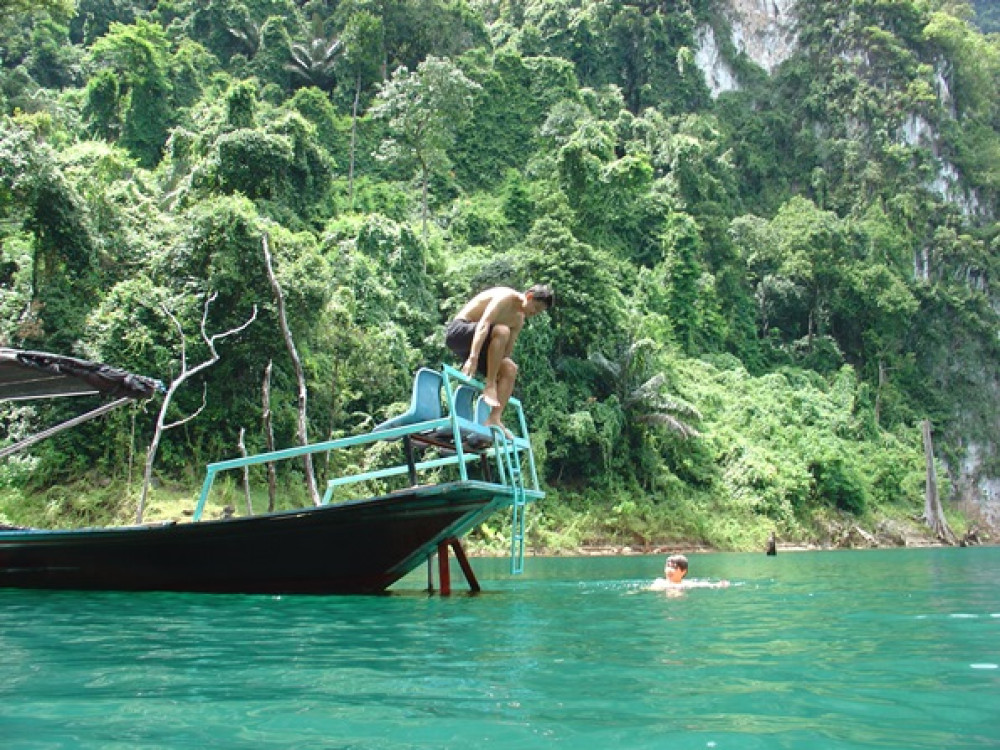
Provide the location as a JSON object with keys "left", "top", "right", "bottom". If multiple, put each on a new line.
{"left": 1, "top": 364, "right": 544, "bottom": 594}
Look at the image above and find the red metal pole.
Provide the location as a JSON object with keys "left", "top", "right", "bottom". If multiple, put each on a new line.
{"left": 437, "top": 540, "right": 451, "bottom": 595}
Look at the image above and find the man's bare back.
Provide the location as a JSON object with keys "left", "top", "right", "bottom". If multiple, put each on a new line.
{"left": 454, "top": 288, "right": 527, "bottom": 333}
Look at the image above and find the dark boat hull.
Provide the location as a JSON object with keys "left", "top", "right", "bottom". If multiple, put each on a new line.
{"left": 0, "top": 482, "right": 510, "bottom": 594}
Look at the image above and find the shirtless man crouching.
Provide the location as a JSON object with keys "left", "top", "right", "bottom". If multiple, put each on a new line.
{"left": 444, "top": 285, "right": 554, "bottom": 437}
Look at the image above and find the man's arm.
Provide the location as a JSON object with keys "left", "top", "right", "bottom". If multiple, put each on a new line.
{"left": 502, "top": 322, "right": 523, "bottom": 359}
{"left": 685, "top": 580, "right": 730, "bottom": 589}
{"left": 464, "top": 292, "right": 517, "bottom": 373}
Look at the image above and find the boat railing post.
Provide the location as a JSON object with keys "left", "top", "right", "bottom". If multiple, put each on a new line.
{"left": 192, "top": 468, "right": 218, "bottom": 522}
{"left": 441, "top": 369, "right": 469, "bottom": 482}
{"left": 512, "top": 399, "right": 540, "bottom": 491}
{"left": 403, "top": 436, "right": 418, "bottom": 485}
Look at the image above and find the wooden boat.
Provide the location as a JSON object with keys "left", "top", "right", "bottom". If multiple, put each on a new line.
{"left": 0, "top": 351, "right": 542, "bottom": 594}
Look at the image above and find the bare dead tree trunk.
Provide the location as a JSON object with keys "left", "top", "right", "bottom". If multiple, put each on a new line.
{"left": 322, "top": 359, "right": 337, "bottom": 480}
{"left": 262, "top": 360, "right": 277, "bottom": 513}
{"left": 262, "top": 233, "right": 320, "bottom": 506}
{"left": 875, "top": 357, "right": 885, "bottom": 427}
{"left": 128, "top": 404, "right": 137, "bottom": 489}
{"left": 138, "top": 294, "right": 257, "bottom": 523}
{"left": 921, "top": 420, "right": 956, "bottom": 544}
{"left": 349, "top": 74, "right": 360, "bottom": 210}
{"left": 238, "top": 427, "right": 253, "bottom": 516}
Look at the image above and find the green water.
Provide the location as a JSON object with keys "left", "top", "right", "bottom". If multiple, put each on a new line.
{"left": 1, "top": 548, "right": 998, "bottom": 749}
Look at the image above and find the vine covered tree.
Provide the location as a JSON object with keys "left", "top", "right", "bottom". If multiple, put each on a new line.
{"left": 88, "top": 20, "right": 174, "bottom": 166}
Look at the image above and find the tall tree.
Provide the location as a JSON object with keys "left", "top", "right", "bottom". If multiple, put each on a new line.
{"left": 764, "top": 196, "right": 848, "bottom": 348}
{"left": 0, "top": 123, "right": 98, "bottom": 350}
{"left": 0, "top": 0, "right": 72, "bottom": 20}
{"left": 371, "top": 56, "right": 480, "bottom": 238}
{"left": 88, "top": 20, "right": 174, "bottom": 166}
{"left": 921, "top": 420, "right": 956, "bottom": 543}
{"left": 340, "top": 10, "right": 384, "bottom": 208}
{"left": 517, "top": 216, "right": 625, "bottom": 360}
{"left": 262, "top": 233, "right": 320, "bottom": 506}
{"left": 660, "top": 212, "right": 703, "bottom": 354}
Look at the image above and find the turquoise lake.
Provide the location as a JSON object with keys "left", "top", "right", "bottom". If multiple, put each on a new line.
{"left": 1, "top": 547, "right": 998, "bottom": 749}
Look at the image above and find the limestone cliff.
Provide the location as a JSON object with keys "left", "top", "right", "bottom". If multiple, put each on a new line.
{"left": 694, "top": 0, "right": 798, "bottom": 98}
{"left": 695, "top": 0, "right": 998, "bottom": 530}
{"left": 695, "top": 1, "right": 985, "bottom": 218}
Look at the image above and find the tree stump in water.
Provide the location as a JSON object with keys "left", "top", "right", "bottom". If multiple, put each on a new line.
{"left": 921, "top": 420, "right": 956, "bottom": 544}
{"left": 766, "top": 531, "right": 777, "bottom": 555}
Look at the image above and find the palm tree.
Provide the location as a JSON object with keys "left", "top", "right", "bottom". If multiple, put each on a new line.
{"left": 589, "top": 337, "right": 701, "bottom": 438}
{"left": 226, "top": 18, "right": 261, "bottom": 59}
{"left": 286, "top": 15, "right": 342, "bottom": 91}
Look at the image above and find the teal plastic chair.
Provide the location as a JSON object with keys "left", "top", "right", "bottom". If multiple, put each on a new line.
{"left": 452, "top": 384, "right": 478, "bottom": 422}
{"left": 372, "top": 368, "right": 444, "bottom": 484}
{"left": 432, "top": 383, "right": 494, "bottom": 449}
{"left": 372, "top": 368, "right": 444, "bottom": 434}
{"left": 448, "top": 383, "right": 497, "bottom": 481}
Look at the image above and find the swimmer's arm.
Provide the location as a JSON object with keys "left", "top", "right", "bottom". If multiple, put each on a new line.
{"left": 684, "top": 579, "right": 730, "bottom": 589}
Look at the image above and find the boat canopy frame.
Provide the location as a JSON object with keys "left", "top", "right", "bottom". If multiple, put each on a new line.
{"left": 0, "top": 348, "right": 162, "bottom": 461}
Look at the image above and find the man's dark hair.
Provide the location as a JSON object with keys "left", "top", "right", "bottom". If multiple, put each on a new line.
{"left": 667, "top": 554, "right": 688, "bottom": 572}
{"left": 527, "top": 284, "right": 554, "bottom": 309}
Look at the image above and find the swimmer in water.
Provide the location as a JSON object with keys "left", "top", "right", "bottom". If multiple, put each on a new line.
{"left": 649, "top": 554, "right": 730, "bottom": 591}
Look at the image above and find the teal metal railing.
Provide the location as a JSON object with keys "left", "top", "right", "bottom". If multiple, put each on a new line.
{"left": 439, "top": 365, "right": 535, "bottom": 573}
{"left": 191, "top": 365, "right": 542, "bottom": 572}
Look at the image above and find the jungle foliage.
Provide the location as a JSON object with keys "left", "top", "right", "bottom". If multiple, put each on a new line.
{"left": 0, "top": 0, "right": 997, "bottom": 550}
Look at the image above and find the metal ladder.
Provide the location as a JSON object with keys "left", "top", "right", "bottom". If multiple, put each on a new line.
{"left": 503, "top": 438, "right": 528, "bottom": 575}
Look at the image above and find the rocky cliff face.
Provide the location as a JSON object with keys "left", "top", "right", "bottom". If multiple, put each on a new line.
{"left": 956, "top": 442, "right": 1000, "bottom": 530}
{"left": 696, "top": 1, "right": 997, "bottom": 528}
{"left": 694, "top": 0, "right": 798, "bottom": 97}
{"left": 897, "top": 69, "right": 986, "bottom": 218}
{"left": 696, "top": 1, "right": 986, "bottom": 219}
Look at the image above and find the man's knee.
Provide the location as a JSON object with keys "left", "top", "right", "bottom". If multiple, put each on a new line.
{"left": 500, "top": 359, "right": 518, "bottom": 380}
{"left": 491, "top": 324, "right": 511, "bottom": 343}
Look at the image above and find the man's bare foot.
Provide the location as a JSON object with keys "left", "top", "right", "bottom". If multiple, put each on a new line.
{"left": 485, "top": 419, "right": 514, "bottom": 440}
{"left": 482, "top": 381, "right": 500, "bottom": 408}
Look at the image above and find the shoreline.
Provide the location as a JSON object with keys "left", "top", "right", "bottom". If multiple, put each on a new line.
{"left": 463, "top": 514, "right": 996, "bottom": 557}
{"left": 467, "top": 537, "right": 996, "bottom": 558}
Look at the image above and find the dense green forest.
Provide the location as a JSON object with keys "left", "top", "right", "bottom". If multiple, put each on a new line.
{"left": 0, "top": 0, "right": 997, "bottom": 551}
{"left": 972, "top": 0, "right": 1000, "bottom": 33}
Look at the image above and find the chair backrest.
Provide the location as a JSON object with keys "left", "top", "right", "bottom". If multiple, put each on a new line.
{"left": 373, "top": 367, "right": 444, "bottom": 433}
{"left": 411, "top": 368, "right": 444, "bottom": 421}
{"left": 445, "top": 383, "right": 495, "bottom": 449}
{"left": 452, "top": 384, "right": 478, "bottom": 422}
{"left": 474, "top": 396, "right": 491, "bottom": 425}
